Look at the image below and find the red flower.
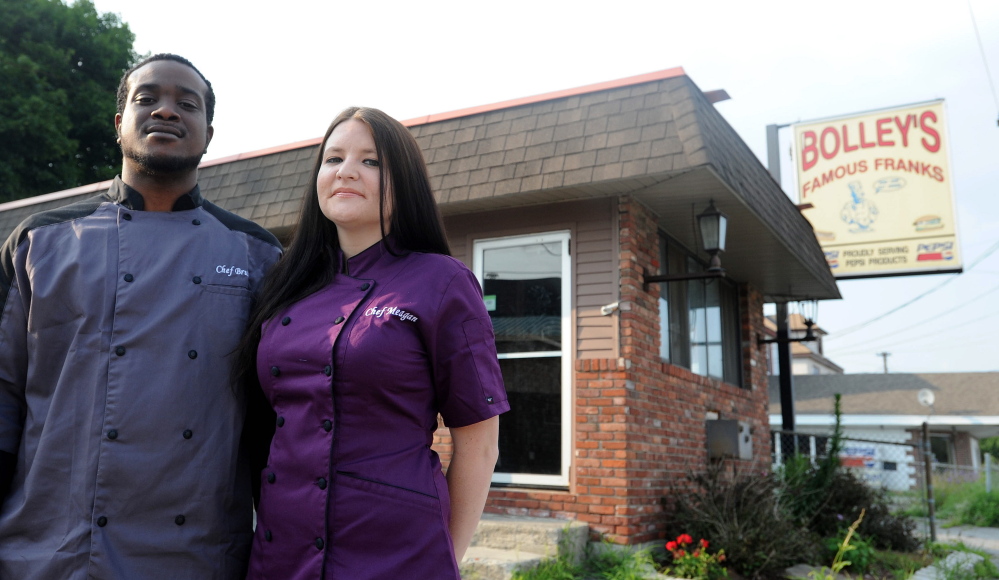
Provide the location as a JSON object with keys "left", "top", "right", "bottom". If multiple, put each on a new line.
{"left": 677, "top": 534, "right": 693, "bottom": 545}
{"left": 666, "top": 541, "right": 678, "bottom": 551}
{"left": 676, "top": 549, "right": 686, "bottom": 557}
{"left": 693, "top": 550, "right": 701, "bottom": 557}
{"left": 719, "top": 554, "right": 726, "bottom": 562}
{"left": 699, "top": 538, "right": 710, "bottom": 549}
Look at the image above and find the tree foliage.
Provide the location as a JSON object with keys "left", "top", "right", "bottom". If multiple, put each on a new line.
{"left": 982, "top": 436, "right": 999, "bottom": 461}
{"left": 0, "top": 0, "right": 137, "bottom": 202}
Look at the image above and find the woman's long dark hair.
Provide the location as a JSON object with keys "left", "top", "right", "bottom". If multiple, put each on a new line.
{"left": 232, "top": 107, "right": 451, "bottom": 391}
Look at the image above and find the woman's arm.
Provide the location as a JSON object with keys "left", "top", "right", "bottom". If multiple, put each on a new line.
{"left": 445, "top": 415, "right": 500, "bottom": 563}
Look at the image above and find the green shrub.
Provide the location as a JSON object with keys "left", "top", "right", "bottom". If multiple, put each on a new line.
{"left": 776, "top": 395, "right": 856, "bottom": 532}
{"left": 586, "top": 544, "right": 656, "bottom": 580}
{"left": 802, "top": 467, "right": 921, "bottom": 552}
{"left": 934, "top": 478, "right": 985, "bottom": 522}
{"left": 511, "top": 541, "right": 657, "bottom": 580}
{"left": 775, "top": 394, "right": 921, "bottom": 553}
{"left": 957, "top": 490, "right": 999, "bottom": 527}
{"left": 974, "top": 557, "right": 999, "bottom": 579}
{"left": 893, "top": 489, "right": 929, "bottom": 517}
{"left": 510, "top": 555, "right": 580, "bottom": 580}
{"left": 981, "top": 436, "right": 999, "bottom": 461}
{"left": 821, "top": 528, "right": 875, "bottom": 574}
{"left": 807, "top": 511, "right": 865, "bottom": 580}
{"left": 931, "top": 479, "right": 999, "bottom": 527}
{"left": 932, "top": 542, "right": 999, "bottom": 580}
{"left": 867, "top": 549, "right": 930, "bottom": 580}
{"left": 662, "top": 534, "right": 728, "bottom": 580}
{"left": 776, "top": 395, "right": 846, "bottom": 528}
{"left": 664, "top": 465, "right": 818, "bottom": 578}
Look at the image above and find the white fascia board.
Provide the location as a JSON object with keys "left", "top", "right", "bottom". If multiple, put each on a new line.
{"left": 769, "top": 414, "right": 999, "bottom": 427}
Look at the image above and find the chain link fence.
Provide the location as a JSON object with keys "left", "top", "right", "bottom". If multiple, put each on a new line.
{"left": 930, "top": 459, "right": 999, "bottom": 491}
{"left": 771, "top": 429, "right": 928, "bottom": 516}
{"left": 773, "top": 429, "right": 999, "bottom": 547}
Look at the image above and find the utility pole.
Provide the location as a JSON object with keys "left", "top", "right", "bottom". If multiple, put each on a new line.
{"left": 876, "top": 351, "right": 891, "bottom": 373}
{"left": 767, "top": 123, "right": 796, "bottom": 438}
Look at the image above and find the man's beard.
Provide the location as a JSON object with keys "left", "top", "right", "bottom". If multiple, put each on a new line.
{"left": 123, "top": 147, "right": 203, "bottom": 177}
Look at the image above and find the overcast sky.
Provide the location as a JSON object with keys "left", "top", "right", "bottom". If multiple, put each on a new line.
{"left": 89, "top": 0, "right": 999, "bottom": 374}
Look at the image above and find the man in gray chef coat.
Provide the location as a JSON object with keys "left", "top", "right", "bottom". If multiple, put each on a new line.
{"left": 0, "top": 53, "right": 281, "bottom": 579}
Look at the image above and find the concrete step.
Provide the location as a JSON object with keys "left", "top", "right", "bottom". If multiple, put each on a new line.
{"left": 460, "top": 514, "right": 590, "bottom": 579}
{"left": 460, "top": 546, "right": 546, "bottom": 580}
{"left": 471, "top": 513, "right": 589, "bottom": 561}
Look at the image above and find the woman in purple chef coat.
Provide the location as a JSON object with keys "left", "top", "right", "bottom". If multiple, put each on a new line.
{"left": 234, "top": 107, "right": 509, "bottom": 579}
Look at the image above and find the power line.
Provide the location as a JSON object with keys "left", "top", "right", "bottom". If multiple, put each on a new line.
{"left": 967, "top": 0, "right": 999, "bottom": 123}
{"left": 837, "top": 304, "right": 999, "bottom": 356}
{"left": 899, "top": 332, "right": 999, "bottom": 353}
{"left": 828, "top": 237, "right": 999, "bottom": 339}
{"left": 828, "top": 305, "right": 999, "bottom": 356}
{"left": 827, "top": 281, "right": 999, "bottom": 349}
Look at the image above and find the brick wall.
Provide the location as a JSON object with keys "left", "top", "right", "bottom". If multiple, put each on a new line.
{"left": 434, "top": 196, "right": 772, "bottom": 544}
{"left": 954, "top": 431, "right": 973, "bottom": 467}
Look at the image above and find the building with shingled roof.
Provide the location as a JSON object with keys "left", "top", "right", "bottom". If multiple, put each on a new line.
{"left": 769, "top": 372, "right": 999, "bottom": 490}
{"left": 0, "top": 67, "right": 841, "bottom": 545}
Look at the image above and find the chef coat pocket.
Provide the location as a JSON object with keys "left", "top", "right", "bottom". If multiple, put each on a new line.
{"left": 202, "top": 283, "right": 253, "bottom": 298}
{"left": 331, "top": 471, "right": 453, "bottom": 568}
{"left": 334, "top": 472, "right": 438, "bottom": 511}
{"left": 200, "top": 284, "right": 253, "bottom": 358}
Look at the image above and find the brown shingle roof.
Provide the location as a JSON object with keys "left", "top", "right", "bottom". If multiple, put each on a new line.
{"left": 0, "top": 68, "right": 839, "bottom": 301}
{"left": 769, "top": 373, "right": 999, "bottom": 416}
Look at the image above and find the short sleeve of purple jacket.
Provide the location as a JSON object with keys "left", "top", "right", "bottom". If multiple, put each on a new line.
{"left": 430, "top": 267, "right": 509, "bottom": 428}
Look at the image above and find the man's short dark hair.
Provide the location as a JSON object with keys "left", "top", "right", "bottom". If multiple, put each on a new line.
{"left": 116, "top": 53, "right": 216, "bottom": 124}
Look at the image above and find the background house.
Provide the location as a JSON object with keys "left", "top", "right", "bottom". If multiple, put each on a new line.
{"left": 769, "top": 372, "right": 999, "bottom": 490}
{"left": 1, "top": 68, "right": 840, "bottom": 544}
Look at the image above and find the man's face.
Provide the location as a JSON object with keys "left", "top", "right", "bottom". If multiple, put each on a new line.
{"left": 115, "top": 60, "right": 214, "bottom": 176}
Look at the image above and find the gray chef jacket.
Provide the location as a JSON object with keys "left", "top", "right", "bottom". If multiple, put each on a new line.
{"left": 0, "top": 176, "right": 282, "bottom": 579}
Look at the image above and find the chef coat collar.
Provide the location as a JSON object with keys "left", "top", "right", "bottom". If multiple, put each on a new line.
{"left": 107, "top": 175, "right": 203, "bottom": 211}
{"left": 337, "top": 236, "right": 406, "bottom": 277}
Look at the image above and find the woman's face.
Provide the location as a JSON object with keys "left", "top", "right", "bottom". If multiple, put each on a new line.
{"left": 316, "top": 119, "right": 392, "bottom": 237}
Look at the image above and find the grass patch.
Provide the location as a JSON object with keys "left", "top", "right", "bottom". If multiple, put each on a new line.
{"left": 511, "top": 542, "right": 656, "bottom": 580}
{"left": 927, "top": 478, "right": 999, "bottom": 527}
{"left": 866, "top": 549, "right": 932, "bottom": 580}
{"left": 511, "top": 554, "right": 580, "bottom": 580}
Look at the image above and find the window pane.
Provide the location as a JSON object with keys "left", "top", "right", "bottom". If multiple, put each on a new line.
{"left": 705, "top": 280, "right": 723, "bottom": 379}
{"left": 929, "top": 435, "right": 953, "bottom": 464}
{"left": 482, "top": 242, "right": 562, "bottom": 353}
{"left": 495, "top": 357, "right": 561, "bottom": 475}
{"left": 659, "top": 296, "right": 670, "bottom": 361}
{"left": 657, "top": 236, "right": 672, "bottom": 363}
{"left": 720, "top": 281, "right": 742, "bottom": 386}
{"left": 657, "top": 233, "right": 740, "bottom": 387}
{"left": 669, "top": 280, "right": 689, "bottom": 367}
{"left": 688, "top": 279, "right": 707, "bottom": 375}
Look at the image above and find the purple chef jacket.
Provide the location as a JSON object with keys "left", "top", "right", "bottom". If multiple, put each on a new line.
{"left": 247, "top": 238, "right": 509, "bottom": 580}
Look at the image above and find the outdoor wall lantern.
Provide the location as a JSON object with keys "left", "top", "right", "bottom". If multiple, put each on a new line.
{"left": 643, "top": 200, "right": 728, "bottom": 291}
{"left": 698, "top": 200, "right": 727, "bottom": 273}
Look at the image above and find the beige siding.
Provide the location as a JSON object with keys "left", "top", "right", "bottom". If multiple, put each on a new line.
{"left": 443, "top": 198, "right": 618, "bottom": 360}
{"left": 449, "top": 235, "right": 470, "bottom": 266}
{"left": 574, "top": 208, "right": 618, "bottom": 357}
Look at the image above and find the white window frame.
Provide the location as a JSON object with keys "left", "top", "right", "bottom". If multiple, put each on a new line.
{"left": 474, "top": 231, "right": 572, "bottom": 487}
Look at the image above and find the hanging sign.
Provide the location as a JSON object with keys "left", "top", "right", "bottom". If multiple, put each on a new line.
{"left": 792, "top": 100, "right": 961, "bottom": 279}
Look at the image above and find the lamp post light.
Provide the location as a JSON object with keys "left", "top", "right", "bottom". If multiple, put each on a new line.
{"left": 797, "top": 299, "right": 819, "bottom": 341}
{"left": 697, "top": 200, "right": 727, "bottom": 273}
